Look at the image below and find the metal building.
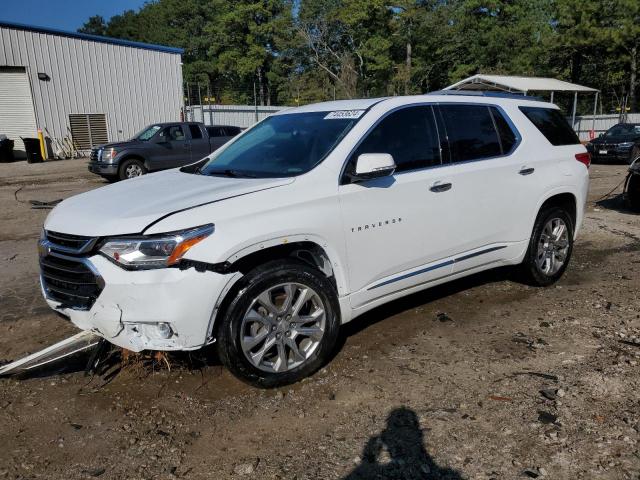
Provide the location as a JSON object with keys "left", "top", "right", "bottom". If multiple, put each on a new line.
{"left": 0, "top": 21, "right": 183, "bottom": 158}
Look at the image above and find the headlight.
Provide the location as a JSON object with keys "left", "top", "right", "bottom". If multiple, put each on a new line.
{"left": 99, "top": 224, "right": 214, "bottom": 270}
{"left": 101, "top": 147, "right": 117, "bottom": 162}
{"left": 618, "top": 142, "right": 634, "bottom": 149}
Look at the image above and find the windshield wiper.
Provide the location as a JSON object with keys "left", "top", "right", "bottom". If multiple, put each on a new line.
{"left": 205, "top": 169, "right": 257, "bottom": 178}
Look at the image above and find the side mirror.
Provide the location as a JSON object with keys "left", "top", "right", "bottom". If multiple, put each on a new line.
{"left": 353, "top": 153, "right": 396, "bottom": 180}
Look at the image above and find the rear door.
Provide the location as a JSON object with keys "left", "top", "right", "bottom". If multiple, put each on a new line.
{"left": 149, "top": 125, "right": 190, "bottom": 169}
{"left": 207, "top": 126, "right": 231, "bottom": 151}
{"left": 188, "top": 124, "right": 211, "bottom": 162}
{"left": 435, "top": 103, "right": 532, "bottom": 272}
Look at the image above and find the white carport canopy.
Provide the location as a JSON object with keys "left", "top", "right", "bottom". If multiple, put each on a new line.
{"left": 446, "top": 74, "right": 599, "bottom": 131}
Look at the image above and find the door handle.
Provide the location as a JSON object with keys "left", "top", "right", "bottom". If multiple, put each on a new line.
{"left": 429, "top": 182, "right": 452, "bottom": 193}
{"left": 519, "top": 167, "right": 535, "bottom": 176}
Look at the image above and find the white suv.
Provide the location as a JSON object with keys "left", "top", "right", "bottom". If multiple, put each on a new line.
{"left": 39, "top": 92, "right": 590, "bottom": 386}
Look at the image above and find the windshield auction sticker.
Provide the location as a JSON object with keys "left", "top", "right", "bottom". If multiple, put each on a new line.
{"left": 324, "top": 110, "right": 365, "bottom": 120}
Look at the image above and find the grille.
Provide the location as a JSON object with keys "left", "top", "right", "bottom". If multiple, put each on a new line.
{"left": 40, "top": 254, "right": 103, "bottom": 310}
{"left": 45, "top": 231, "right": 95, "bottom": 252}
{"left": 599, "top": 143, "right": 619, "bottom": 150}
{"left": 41, "top": 231, "right": 102, "bottom": 310}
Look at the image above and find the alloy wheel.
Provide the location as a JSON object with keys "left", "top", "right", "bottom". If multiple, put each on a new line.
{"left": 536, "top": 217, "right": 570, "bottom": 276}
{"left": 240, "top": 282, "right": 326, "bottom": 373}
{"left": 125, "top": 164, "right": 143, "bottom": 178}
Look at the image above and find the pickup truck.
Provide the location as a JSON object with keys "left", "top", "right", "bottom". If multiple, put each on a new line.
{"left": 88, "top": 122, "right": 242, "bottom": 181}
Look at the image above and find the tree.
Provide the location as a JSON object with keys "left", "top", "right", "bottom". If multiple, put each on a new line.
{"left": 78, "top": 15, "right": 107, "bottom": 36}
{"left": 77, "top": 0, "right": 640, "bottom": 110}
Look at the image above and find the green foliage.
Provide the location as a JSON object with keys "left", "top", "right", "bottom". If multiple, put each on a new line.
{"left": 79, "top": 0, "right": 640, "bottom": 111}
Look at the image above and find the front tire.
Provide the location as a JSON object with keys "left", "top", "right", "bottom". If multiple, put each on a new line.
{"left": 217, "top": 260, "right": 340, "bottom": 388}
{"left": 119, "top": 158, "right": 146, "bottom": 180}
{"left": 519, "top": 207, "right": 574, "bottom": 286}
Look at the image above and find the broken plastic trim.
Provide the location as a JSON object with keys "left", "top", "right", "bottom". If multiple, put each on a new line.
{"left": 178, "top": 259, "right": 233, "bottom": 273}
{"left": 0, "top": 330, "right": 101, "bottom": 376}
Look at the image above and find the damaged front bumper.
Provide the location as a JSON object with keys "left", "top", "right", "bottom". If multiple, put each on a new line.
{"left": 42, "top": 254, "right": 233, "bottom": 352}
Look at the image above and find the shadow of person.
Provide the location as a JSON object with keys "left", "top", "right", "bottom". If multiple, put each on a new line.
{"left": 344, "top": 407, "right": 463, "bottom": 479}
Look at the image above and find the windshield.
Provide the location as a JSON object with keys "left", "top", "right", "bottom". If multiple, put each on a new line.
{"left": 196, "top": 111, "right": 363, "bottom": 178}
{"left": 134, "top": 125, "right": 162, "bottom": 141}
{"left": 605, "top": 124, "right": 640, "bottom": 137}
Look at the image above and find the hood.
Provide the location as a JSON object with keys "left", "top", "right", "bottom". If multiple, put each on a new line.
{"left": 592, "top": 135, "right": 639, "bottom": 145}
{"left": 94, "top": 140, "right": 142, "bottom": 150}
{"left": 45, "top": 169, "right": 295, "bottom": 236}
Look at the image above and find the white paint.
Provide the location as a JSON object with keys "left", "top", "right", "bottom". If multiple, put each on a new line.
{"left": 354, "top": 153, "right": 395, "bottom": 175}
{"left": 446, "top": 74, "right": 598, "bottom": 93}
{"left": 41, "top": 93, "right": 589, "bottom": 352}
{"left": 0, "top": 67, "right": 38, "bottom": 155}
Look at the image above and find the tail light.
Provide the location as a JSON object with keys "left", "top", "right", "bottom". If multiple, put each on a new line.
{"left": 575, "top": 152, "right": 591, "bottom": 168}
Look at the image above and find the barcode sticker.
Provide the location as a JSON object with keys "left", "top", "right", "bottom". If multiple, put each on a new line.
{"left": 324, "top": 110, "right": 365, "bottom": 120}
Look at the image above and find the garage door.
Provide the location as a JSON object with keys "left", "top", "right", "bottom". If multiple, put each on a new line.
{"left": 0, "top": 67, "right": 38, "bottom": 157}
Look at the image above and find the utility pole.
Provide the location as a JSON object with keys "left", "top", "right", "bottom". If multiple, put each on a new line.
{"left": 207, "top": 83, "right": 213, "bottom": 126}
{"left": 253, "top": 81, "right": 258, "bottom": 123}
{"left": 197, "top": 84, "right": 203, "bottom": 123}
{"left": 185, "top": 83, "right": 191, "bottom": 121}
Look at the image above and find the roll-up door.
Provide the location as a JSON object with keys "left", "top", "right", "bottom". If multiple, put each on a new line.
{"left": 0, "top": 67, "right": 38, "bottom": 157}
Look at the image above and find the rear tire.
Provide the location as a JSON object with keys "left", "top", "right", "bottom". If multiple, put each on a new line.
{"left": 519, "top": 207, "right": 574, "bottom": 286}
{"left": 627, "top": 173, "right": 640, "bottom": 212}
{"left": 118, "top": 158, "right": 146, "bottom": 180}
{"left": 217, "top": 260, "right": 340, "bottom": 388}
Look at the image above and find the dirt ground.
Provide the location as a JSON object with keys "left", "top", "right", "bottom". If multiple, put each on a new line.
{"left": 0, "top": 158, "right": 639, "bottom": 480}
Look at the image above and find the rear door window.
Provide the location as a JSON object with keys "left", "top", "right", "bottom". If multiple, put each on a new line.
{"left": 349, "top": 105, "right": 441, "bottom": 174}
{"left": 490, "top": 107, "right": 518, "bottom": 153}
{"left": 188, "top": 124, "right": 203, "bottom": 139}
{"left": 438, "top": 104, "right": 502, "bottom": 162}
{"left": 519, "top": 106, "right": 580, "bottom": 146}
{"left": 207, "top": 127, "right": 226, "bottom": 137}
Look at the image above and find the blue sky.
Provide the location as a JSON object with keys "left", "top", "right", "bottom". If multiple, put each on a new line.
{"left": 0, "top": 0, "right": 147, "bottom": 32}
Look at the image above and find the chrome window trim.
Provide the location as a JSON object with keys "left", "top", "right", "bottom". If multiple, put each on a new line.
{"left": 339, "top": 101, "right": 522, "bottom": 184}
{"left": 433, "top": 102, "right": 522, "bottom": 164}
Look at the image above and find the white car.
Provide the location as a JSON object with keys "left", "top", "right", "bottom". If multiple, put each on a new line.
{"left": 39, "top": 92, "right": 590, "bottom": 386}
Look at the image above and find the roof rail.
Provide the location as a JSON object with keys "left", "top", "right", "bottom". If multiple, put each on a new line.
{"left": 427, "top": 90, "right": 544, "bottom": 102}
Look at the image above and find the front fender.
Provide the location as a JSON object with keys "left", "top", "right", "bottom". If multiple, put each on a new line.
{"left": 224, "top": 233, "right": 349, "bottom": 298}
{"left": 114, "top": 150, "right": 148, "bottom": 168}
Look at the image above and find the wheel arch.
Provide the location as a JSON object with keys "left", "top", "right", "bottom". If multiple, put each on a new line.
{"left": 533, "top": 191, "right": 578, "bottom": 234}
{"left": 207, "top": 237, "right": 348, "bottom": 342}
{"left": 224, "top": 237, "right": 346, "bottom": 294}
{"left": 118, "top": 154, "right": 147, "bottom": 172}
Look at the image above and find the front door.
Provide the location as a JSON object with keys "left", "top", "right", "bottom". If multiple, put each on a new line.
{"left": 149, "top": 124, "right": 190, "bottom": 169}
{"left": 339, "top": 105, "right": 457, "bottom": 310}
